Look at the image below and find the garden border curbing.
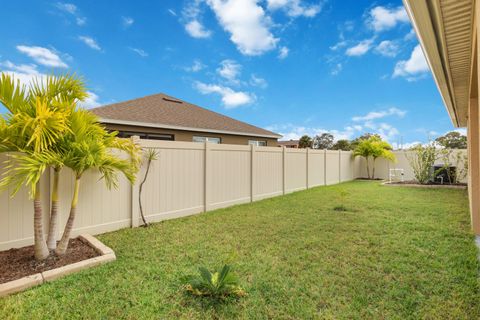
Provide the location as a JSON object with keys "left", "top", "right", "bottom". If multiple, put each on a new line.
{"left": 382, "top": 182, "right": 467, "bottom": 189}
{"left": 0, "top": 234, "right": 115, "bottom": 297}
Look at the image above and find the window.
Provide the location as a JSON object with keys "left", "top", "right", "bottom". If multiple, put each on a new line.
{"left": 115, "top": 131, "right": 174, "bottom": 141}
{"left": 193, "top": 136, "right": 221, "bottom": 144}
{"left": 248, "top": 140, "right": 267, "bottom": 146}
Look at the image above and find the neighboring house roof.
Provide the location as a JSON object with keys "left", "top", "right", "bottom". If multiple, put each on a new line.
{"left": 403, "top": 0, "right": 473, "bottom": 127}
{"left": 91, "top": 93, "right": 281, "bottom": 139}
{"left": 278, "top": 140, "right": 299, "bottom": 146}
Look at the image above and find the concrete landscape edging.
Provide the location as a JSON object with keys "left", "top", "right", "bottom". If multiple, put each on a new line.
{"left": 0, "top": 234, "right": 115, "bottom": 298}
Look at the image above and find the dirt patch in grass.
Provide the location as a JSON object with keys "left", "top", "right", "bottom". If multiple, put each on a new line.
{"left": 0, "top": 238, "right": 99, "bottom": 284}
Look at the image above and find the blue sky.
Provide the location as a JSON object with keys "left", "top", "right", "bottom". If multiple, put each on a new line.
{"left": 0, "top": 0, "right": 462, "bottom": 147}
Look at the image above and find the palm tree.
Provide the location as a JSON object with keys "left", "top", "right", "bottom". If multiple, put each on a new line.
{"left": 353, "top": 136, "right": 395, "bottom": 179}
{"left": 0, "top": 73, "right": 86, "bottom": 260}
{"left": 55, "top": 109, "right": 140, "bottom": 255}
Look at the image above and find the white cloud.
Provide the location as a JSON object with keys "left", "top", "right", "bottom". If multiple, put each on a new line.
{"left": 55, "top": 2, "right": 86, "bottom": 26}
{"left": 330, "top": 40, "right": 347, "bottom": 51}
{"left": 345, "top": 38, "right": 374, "bottom": 57}
{"left": 56, "top": 2, "right": 77, "bottom": 14}
{"left": 367, "top": 6, "right": 409, "bottom": 32}
{"left": 78, "top": 91, "right": 102, "bottom": 109}
{"left": 185, "top": 20, "right": 212, "bottom": 38}
{"left": 278, "top": 46, "right": 289, "bottom": 59}
{"left": 129, "top": 47, "right": 148, "bottom": 57}
{"left": 404, "top": 29, "right": 416, "bottom": 41}
{"left": 267, "top": 0, "right": 322, "bottom": 18}
{"left": 168, "top": 9, "right": 177, "bottom": 16}
{"left": 185, "top": 59, "right": 206, "bottom": 72}
{"left": 330, "top": 63, "right": 342, "bottom": 75}
{"left": 206, "top": 0, "right": 278, "bottom": 56}
{"left": 16, "top": 45, "right": 68, "bottom": 68}
{"left": 78, "top": 36, "right": 102, "bottom": 51}
{"left": 393, "top": 44, "right": 429, "bottom": 80}
{"left": 268, "top": 124, "right": 360, "bottom": 142}
{"left": 250, "top": 74, "right": 268, "bottom": 88}
{"left": 122, "top": 16, "right": 134, "bottom": 28}
{"left": 195, "top": 81, "right": 255, "bottom": 108}
{"left": 217, "top": 59, "right": 242, "bottom": 82}
{"left": 374, "top": 40, "right": 399, "bottom": 57}
{"left": 352, "top": 107, "right": 406, "bottom": 122}
{"left": 76, "top": 17, "right": 87, "bottom": 25}
{"left": 0, "top": 61, "right": 46, "bottom": 86}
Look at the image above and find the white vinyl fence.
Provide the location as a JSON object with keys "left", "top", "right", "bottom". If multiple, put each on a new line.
{"left": 0, "top": 140, "right": 467, "bottom": 250}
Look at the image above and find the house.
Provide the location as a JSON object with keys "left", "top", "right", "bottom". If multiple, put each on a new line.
{"left": 91, "top": 93, "right": 281, "bottom": 146}
{"left": 404, "top": 0, "right": 480, "bottom": 237}
{"left": 278, "top": 140, "right": 300, "bottom": 148}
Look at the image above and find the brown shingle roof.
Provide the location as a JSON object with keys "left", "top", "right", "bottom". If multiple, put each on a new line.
{"left": 91, "top": 93, "right": 281, "bottom": 138}
{"left": 278, "top": 140, "right": 299, "bottom": 146}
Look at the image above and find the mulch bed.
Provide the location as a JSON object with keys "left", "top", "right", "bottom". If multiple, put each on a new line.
{"left": 0, "top": 238, "right": 99, "bottom": 284}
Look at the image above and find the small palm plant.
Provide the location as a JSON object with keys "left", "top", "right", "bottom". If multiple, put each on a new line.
{"left": 55, "top": 109, "right": 140, "bottom": 255}
{"left": 138, "top": 148, "right": 159, "bottom": 227}
{"left": 184, "top": 265, "right": 246, "bottom": 299}
{"left": 0, "top": 73, "right": 86, "bottom": 260}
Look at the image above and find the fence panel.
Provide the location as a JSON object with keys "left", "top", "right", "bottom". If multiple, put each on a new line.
{"left": 285, "top": 148, "right": 307, "bottom": 193}
{"left": 340, "top": 151, "right": 354, "bottom": 182}
{"left": 325, "top": 151, "right": 340, "bottom": 185}
{"left": 140, "top": 141, "right": 205, "bottom": 223}
{"left": 308, "top": 150, "right": 326, "bottom": 187}
{"left": 207, "top": 144, "right": 251, "bottom": 210}
{"left": 253, "top": 146, "right": 283, "bottom": 201}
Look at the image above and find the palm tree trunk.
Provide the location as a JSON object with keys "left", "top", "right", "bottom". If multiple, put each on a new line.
{"left": 366, "top": 157, "right": 371, "bottom": 179}
{"left": 33, "top": 182, "right": 49, "bottom": 260}
{"left": 138, "top": 159, "right": 152, "bottom": 227}
{"left": 47, "top": 167, "right": 61, "bottom": 250}
{"left": 372, "top": 158, "right": 376, "bottom": 180}
{"left": 55, "top": 176, "right": 80, "bottom": 255}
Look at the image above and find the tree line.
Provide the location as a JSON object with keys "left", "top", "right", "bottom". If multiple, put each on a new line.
{"left": 297, "top": 131, "right": 467, "bottom": 150}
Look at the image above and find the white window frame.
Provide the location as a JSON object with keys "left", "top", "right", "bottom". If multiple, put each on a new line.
{"left": 248, "top": 140, "right": 267, "bottom": 146}
{"left": 193, "top": 136, "right": 221, "bottom": 144}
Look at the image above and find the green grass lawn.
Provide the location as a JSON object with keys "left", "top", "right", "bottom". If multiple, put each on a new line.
{"left": 1, "top": 181, "right": 480, "bottom": 319}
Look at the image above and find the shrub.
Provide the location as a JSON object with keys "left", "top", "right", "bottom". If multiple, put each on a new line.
{"left": 184, "top": 264, "right": 246, "bottom": 299}
{"left": 407, "top": 143, "right": 437, "bottom": 184}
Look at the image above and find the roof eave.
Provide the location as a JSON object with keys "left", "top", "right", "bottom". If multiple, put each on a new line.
{"left": 99, "top": 118, "right": 283, "bottom": 139}
{"left": 403, "top": 0, "right": 466, "bottom": 127}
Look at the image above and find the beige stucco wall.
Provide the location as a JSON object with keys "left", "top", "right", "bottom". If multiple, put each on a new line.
{"left": 103, "top": 123, "right": 279, "bottom": 146}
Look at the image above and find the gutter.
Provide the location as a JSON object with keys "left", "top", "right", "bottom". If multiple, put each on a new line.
{"left": 99, "top": 118, "right": 283, "bottom": 139}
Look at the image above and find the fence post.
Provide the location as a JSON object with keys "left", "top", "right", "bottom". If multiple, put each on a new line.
{"left": 204, "top": 142, "right": 210, "bottom": 212}
{"left": 324, "top": 149, "right": 327, "bottom": 185}
{"left": 306, "top": 148, "right": 309, "bottom": 189}
{"left": 282, "top": 146, "right": 286, "bottom": 194}
{"left": 131, "top": 136, "right": 141, "bottom": 228}
{"left": 338, "top": 150, "right": 342, "bottom": 183}
{"left": 251, "top": 144, "right": 255, "bottom": 202}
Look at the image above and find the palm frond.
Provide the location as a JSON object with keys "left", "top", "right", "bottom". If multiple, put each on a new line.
{"left": 0, "top": 73, "right": 28, "bottom": 113}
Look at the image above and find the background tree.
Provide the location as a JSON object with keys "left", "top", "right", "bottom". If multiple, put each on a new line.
{"left": 331, "top": 139, "right": 351, "bottom": 151}
{"left": 313, "top": 133, "right": 334, "bottom": 149}
{"left": 298, "top": 135, "right": 312, "bottom": 148}
{"left": 435, "top": 131, "right": 467, "bottom": 149}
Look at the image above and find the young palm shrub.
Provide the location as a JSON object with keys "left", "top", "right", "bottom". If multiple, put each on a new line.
{"left": 184, "top": 264, "right": 246, "bottom": 299}
{"left": 0, "top": 73, "right": 84, "bottom": 260}
{"left": 138, "top": 148, "right": 159, "bottom": 227}
{"left": 55, "top": 109, "right": 140, "bottom": 255}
